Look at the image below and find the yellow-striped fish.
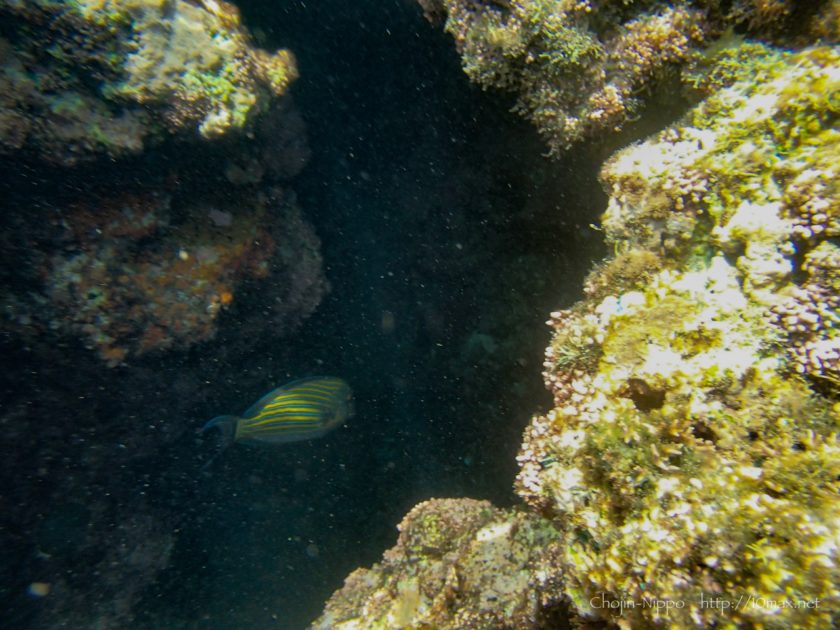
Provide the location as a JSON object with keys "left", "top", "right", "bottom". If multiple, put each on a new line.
{"left": 202, "top": 377, "right": 353, "bottom": 446}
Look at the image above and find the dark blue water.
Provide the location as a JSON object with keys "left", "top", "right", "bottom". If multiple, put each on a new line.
{"left": 0, "top": 1, "right": 607, "bottom": 628}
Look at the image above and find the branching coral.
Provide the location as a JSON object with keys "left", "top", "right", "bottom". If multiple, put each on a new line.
{"left": 772, "top": 242, "right": 840, "bottom": 394}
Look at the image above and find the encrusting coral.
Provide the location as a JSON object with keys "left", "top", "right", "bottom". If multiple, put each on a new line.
{"left": 0, "top": 0, "right": 298, "bottom": 164}
{"left": 418, "top": 0, "right": 838, "bottom": 155}
{"left": 314, "top": 42, "right": 840, "bottom": 629}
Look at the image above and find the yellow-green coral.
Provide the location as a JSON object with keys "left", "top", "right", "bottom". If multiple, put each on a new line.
{"left": 534, "top": 260, "right": 838, "bottom": 627}
{"left": 517, "top": 45, "right": 840, "bottom": 628}
{"left": 681, "top": 35, "right": 788, "bottom": 99}
{"left": 600, "top": 45, "right": 838, "bottom": 268}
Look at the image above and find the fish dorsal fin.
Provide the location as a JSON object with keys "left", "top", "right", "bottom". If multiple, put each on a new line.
{"left": 241, "top": 386, "right": 286, "bottom": 418}
{"left": 241, "top": 377, "right": 329, "bottom": 418}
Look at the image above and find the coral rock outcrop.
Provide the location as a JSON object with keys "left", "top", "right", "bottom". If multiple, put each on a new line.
{"left": 419, "top": 0, "right": 838, "bottom": 154}
{"left": 312, "top": 498, "right": 568, "bottom": 629}
{"left": 0, "top": 0, "right": 298, "bottom": 165}
{"left": 3, "top": 188, "right": 327, "bottom": 366}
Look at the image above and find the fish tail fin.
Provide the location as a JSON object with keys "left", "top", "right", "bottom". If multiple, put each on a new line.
{"left": 202, "top": 415, "right": 237, "bottom": 444}
{"left": 200, "top": 415, "right": 237, "bottom": 472}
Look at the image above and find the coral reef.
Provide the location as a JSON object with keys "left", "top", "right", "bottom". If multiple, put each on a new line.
{"left": 312, "top": 498, "right": 569, "bottom": 629}
{"left": 516, "top": 45, "right": 840, "bottom": 628}
{"left": 418, "top": 0, "right": 837, "bottom": 154}
{"left": 0, "top": 0, "right": 297, "bottom": 165}
{"left": 315, "top": 43, "right": 839, "bottom": 628}
{"left": 3, "top": 187, "right": 327, "bottom": 366}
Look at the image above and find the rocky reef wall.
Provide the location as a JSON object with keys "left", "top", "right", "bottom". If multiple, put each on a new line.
{"left": 0, "top": 2, "right": 325, "bottom": 625}
{"left": 1, "top": 0, "right": 323, "bottom": 367}
{"left": 418, "top": 0, "right": 838, "bottom": 155}
{"left": 313, "top": 28, "right": 840, "bottom": 630}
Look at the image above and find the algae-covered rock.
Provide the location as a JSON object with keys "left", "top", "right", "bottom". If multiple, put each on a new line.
{"left": 312, "top": 498, "right": 568, "bottom": 629}
{"left": 418, "top": 0, "right": 837, "bottom": 155}
{"left": 516, "top": 45, "right": 840, "bottom": 628}
{"left": 0, "top": 0, "right": 297, "bottom": 165}
{"left": 2, "top": 187, "right": 327, "bottom": 366}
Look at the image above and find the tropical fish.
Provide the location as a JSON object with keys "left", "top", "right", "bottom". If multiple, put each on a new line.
{"left": 202, "top": 377, "right": 354, "bottom": 447}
